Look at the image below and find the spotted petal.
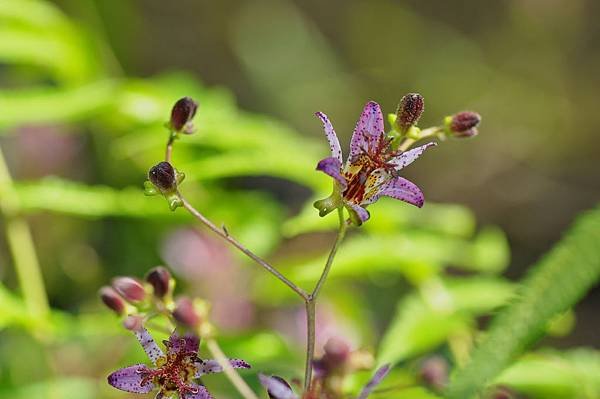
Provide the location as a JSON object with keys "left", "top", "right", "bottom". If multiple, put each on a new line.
{"left": 389, "top": 142, "right": 436, "bottom": 170}
{"left": 345, "top": 202, "right": 370, "bottom": 225}
{"left": 107, "top": 364, "right": 154, "bottom": 393}
{"left": 316, "top": 157, "right": 347, "bottom": 189}
{"left": 181, "top": 383, "right": 214, "bottom": 399}
{"left": 349, "top": 101, "right": 384, "bottom": 160}
{"left": 364, "top": 176, "right": 424, "bottom": 208}
{"left": 166, "top": 332, "right": 200, "bottom": 355}
{"left": 315, "top": 111, "right": 343, "bottom": 163}
{"left": 194, "top": 358, "right": 251, "bottom": 377}
{"left": 133, "top": 327, "right": 164, "bottom": 365}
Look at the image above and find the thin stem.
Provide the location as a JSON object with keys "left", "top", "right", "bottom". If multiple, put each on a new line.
{"left": 397, "top": 126, "right": 443, "bottom": 152}
{"left": 178, "top": 193, "right": 309, "bottom": 301}
{"left": 0, "top": 146, "right": 49, "bottom": 318}
{"left": 303, "top": 207, "right": 348, "bottom": 391}
{"left": 303, "top": 300, "right": 316, "bottom": 391}
{"left": 311, "top": 207, "right": 347, "bottom": 300}
{"left": 165, "top": 133, "right": 175, "bottom": 163}
{"left": 206, "top": 338, "right": 259, "bottom": 399}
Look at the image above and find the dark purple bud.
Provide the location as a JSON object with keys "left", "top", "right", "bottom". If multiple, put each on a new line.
{"left": 148, "top": 161, "right": 176, "bottom": 192}
{"left": 145, "top": 266, "right": 171, "bottom": 298}
{"left": 419, "top": 356, "right": 448, "bottom": 390}
{"left": 449, "top": 111, "right": 481, "bottom": 137}
{"left": 112, "top": 277, "right": 146, "bottom": 303}
{"left": 173, "top": 297, "right": 201, "bottom": 328}
{"left": 170, "top": 97, "right": 198, "bottom": 132}
{"left": 396, "top": 93, "right": 424, "bottom": 132}
{"left": 258, "top": 374, "right": 297, "bottom": 399}
{"left": 123, "top": 314, "right": 144, "bottom": 331}
{"left": 99, "top": 286, "right": 126, "bottom": 315}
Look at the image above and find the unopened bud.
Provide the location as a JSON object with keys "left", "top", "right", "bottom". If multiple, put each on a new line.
{"left": 99, "top": 286, "right": 126, "bottom": 315}
{"left": 148, "top": 161, "right": 176, "bottom": 192}
{"left": 112, "top": 277, "right": 146, "bottom": 303}
{"left": 173, "top": 297, "right": 201, "bottom": 328}
{"left": 123, "top": 314, "right": 144, "bottom": 331}
{"left": 448, "top": 111, "right": 481, "bottom": 138}
{"left": 170, "top": 97, "right": 198, "bottom": 133}
{"left": 396, "top": 93, "right": 424, "bottom": 133}
{"left": 145, "top": 266, "right": 171, "bottom": 298}
{"left": 324, "top": 337, "right": 351, "bottom": 365}
{"left": 419, "top": 356, "right": 448, "bottom": 391}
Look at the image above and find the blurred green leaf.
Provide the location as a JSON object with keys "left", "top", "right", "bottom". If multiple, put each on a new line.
{"left": 377, "top": 277, "right": 514, "bottom": 366}
{"left": 495, "top": 349, "right": 600, "bottom": 399}
{"left": 446, "top": 205, "right": 600, "bottom": 399}
{"left": 0, "top": 377, "right": 97, "bottom": 399}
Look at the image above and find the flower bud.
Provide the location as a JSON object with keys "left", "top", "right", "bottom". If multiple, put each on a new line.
{"left": 419, "top": 356, "right": 448, "bottom": 391}
{"left": 448, "top": 111, "right": 481, "bottom": 138}
{"left": 324, "top": 337, "right": 351, "bottom": 365}
{"left": 145, "top": 266, "right": 171, "bottom": 298}
{"left": 123, "top": 314, "right": 144, "bottom": 331}
{"left": 170, "top": 97, "right": 198, "bottom": 133}
{"left": 173, "top": 297, "right": 201, "bottom": 328}
{"left": 99, "top": 286, "right": 126, "bottom": 315}
{"left": 395, "top": 93, "right": 424, "bottom": 133}
{"left": 112, "top": 277, "right": 146, "bottom": 303}
{"left": 148, "top": 161, "right": 176, "bottom": 192}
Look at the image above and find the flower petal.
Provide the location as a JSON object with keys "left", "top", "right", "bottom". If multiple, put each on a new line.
{"left": 258, "top": 374, "right": 298, "bottom": 399}
{"left": 166, "top": 332, "right": 200, "bottom": 355}
{"left": 389, "top": 142, "right": 436, "bottom": 170}
{"left": 364, "top": 176, "right": 424, "bottom": 208}
{"left": 357, "top": 364, "right": 391, "bottom": 399}
{"left": 315, "top": 111, "right": 343, "bottom": 163}
{"left": 181, "top": 383, "right": 214, "bottom": 399}
{"left": 133, "top": 327, "right": 164, "bottom": 365}
{"left": 107, "top": 364, "right": 154, "bottom": 393}
{"left": 316, "top": 157, "right": 347, "bottom": 189}
{"left": 349, "top": 101, "right": 384, "bottom": 160}
{"left": 345, "top": 202, "right": 370, "bottom": 225}
{"left": 194, "top": 358, "right": 251, "bottom": 377}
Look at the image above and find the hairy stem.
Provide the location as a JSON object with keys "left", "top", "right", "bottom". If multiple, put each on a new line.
{"left": 165, "top": 132, "right": 176, "bottom": 163}
{"left": 206, "top": 338, "right": 259, "bottom": 399}
{"left": 304, "top": 207, "right": 348, "bottom": 391}
{"left": 0, "top": 146, "right": 49, "bottom": 318}
{"left": 396, "top": 127, "right": 443, "bottom": 152}
{"left": 178, "top": 193, "right": 309, "bottom": 301}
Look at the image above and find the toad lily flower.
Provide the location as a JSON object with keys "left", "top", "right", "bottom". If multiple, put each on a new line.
{"left": 108, "top": 327, "right": 250, "bottom": 398}
{"left": 314, "top": 101, "right": 435, "bottom": 225}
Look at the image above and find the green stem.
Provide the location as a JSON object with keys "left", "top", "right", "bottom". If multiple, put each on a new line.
{"left": 206, "top": 338, "right": 259, "bottom": 399}
{"left": 303, "top": 207, "right": 348, "bottom": 391}
{"left": 396, "top": 126, "right": 443, "bottom": 152}
{"left": 0, "top": 146, "right": 49, "bottom": 318}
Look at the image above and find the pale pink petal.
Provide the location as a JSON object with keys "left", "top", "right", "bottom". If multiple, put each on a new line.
{"left": 315, "top": 111, "right": 343, "bottom": 163}
{"left": 194, "top": 358, "right": 251, "bottom": 377}
{"left": 363, "top": 176, "right": 424, "bottom": 208}
{"left": 389, "top": 142, "right": 436, "bottom": 170}
{"left": 349, "top": 101, "right": 384, "bottom": 160}
{"left": 258, "top": 374, "right": 298, "bottom": 399}
{"left": 107, "top": 364, "right": 154, "bottom": 393}
{"left": 133, "top": 327, "right": 164, "bottom": 365}
{"left": 316, "top": 157, "right": 347, "bottom": 189}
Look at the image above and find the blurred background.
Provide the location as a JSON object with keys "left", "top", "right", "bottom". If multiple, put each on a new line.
{"left": 0, "top": 0, "right": 598, "bottom": 398}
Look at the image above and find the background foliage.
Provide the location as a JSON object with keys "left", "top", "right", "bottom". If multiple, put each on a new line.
{"left": 0, "top": 1, "right": 598, "bottom": 398}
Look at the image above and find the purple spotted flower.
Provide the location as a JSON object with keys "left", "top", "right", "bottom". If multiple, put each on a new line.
{"left": 107, "top": 327, "right": 250, "bottom": 398}
{"left": 314, "top": 101, "right": 435, "bottom": 225}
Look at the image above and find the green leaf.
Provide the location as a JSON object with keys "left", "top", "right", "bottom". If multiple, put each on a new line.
{"left": 377, "top": 278, "right": 514, "bottom": 366}
{"left": 0, "top": 377, "right": 97, "bottom": 399}
{"left": 446, "top": 205, "right": 600, "bottom": 399}
{"left": 495, "top": 349, "right": 600, "bottom": 399}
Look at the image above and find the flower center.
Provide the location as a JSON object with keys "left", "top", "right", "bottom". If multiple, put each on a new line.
{"left": 141, "top": 351, "right": 198, "bottom": 395}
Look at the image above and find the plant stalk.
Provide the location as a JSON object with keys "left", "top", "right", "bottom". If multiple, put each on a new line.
{"left": 206, "top": 338, "right": 259, "bottom": 399}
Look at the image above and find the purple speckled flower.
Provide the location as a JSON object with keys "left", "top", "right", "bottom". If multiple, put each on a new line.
{"left": 107, "top": 327, "right": 250, "bottom": 398}
{"left": 314, "top": 101, "right": 435, "bottom": 225}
